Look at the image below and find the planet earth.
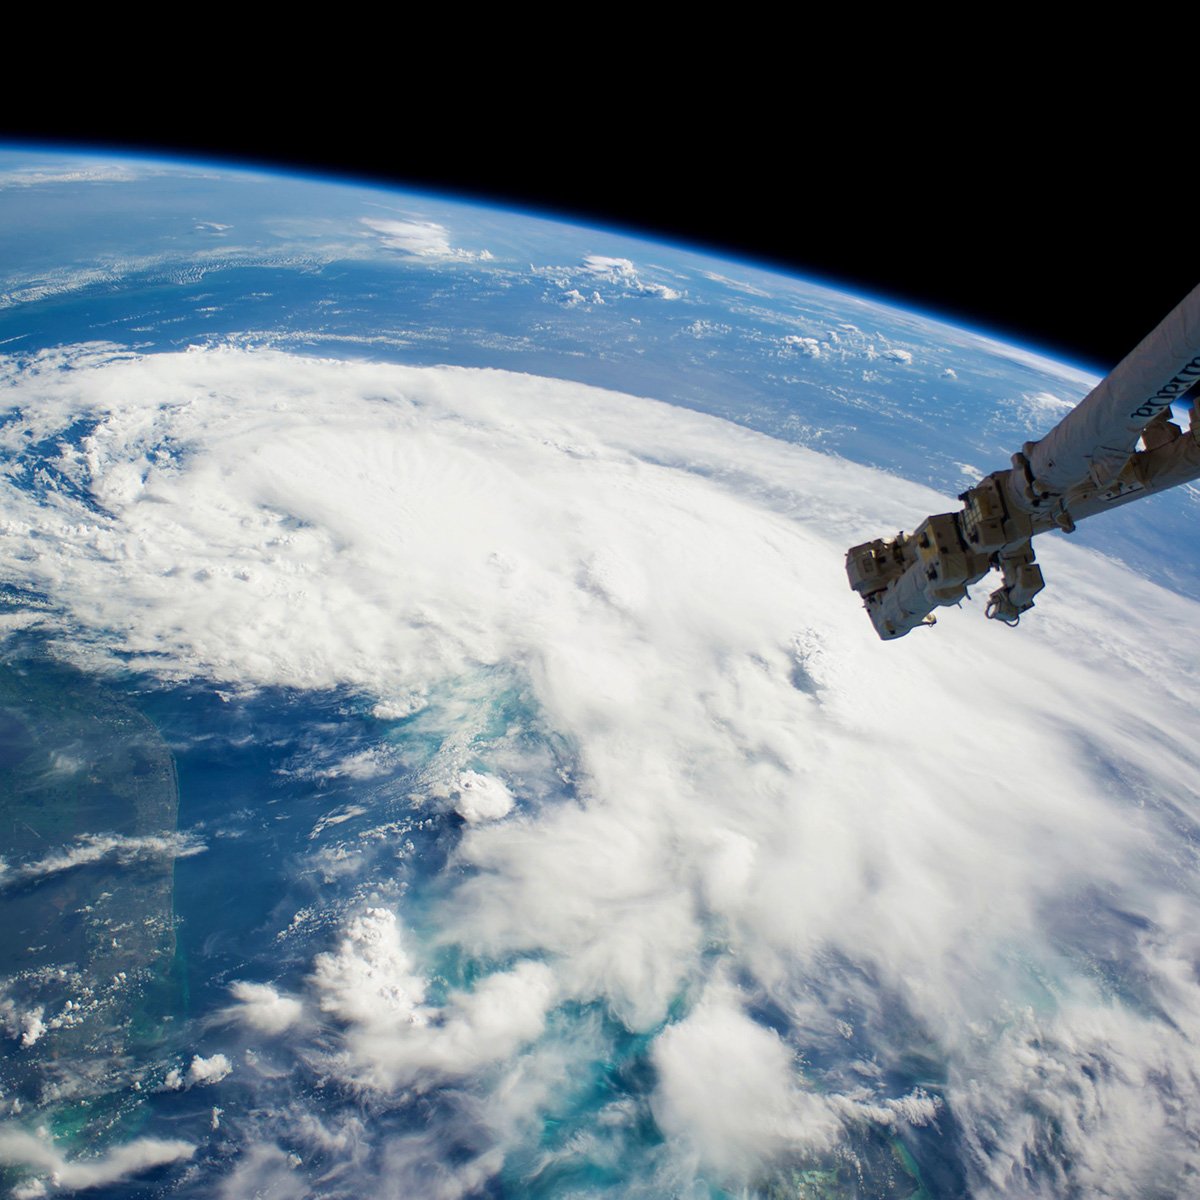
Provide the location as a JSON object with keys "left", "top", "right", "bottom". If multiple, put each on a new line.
{"left": 0, "top": 149, "right": 1197, "bottom": 1199}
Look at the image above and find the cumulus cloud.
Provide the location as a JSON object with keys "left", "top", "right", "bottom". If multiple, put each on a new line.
{"left": 0, "top": 998, "right": 45, "bottom": 1047}
{"left": 187, "top": 1053, "right": 232, "bottom": 1085}
{"left": 683, "top": 319, "right": 730, "bottom": 338}
{"left": 0, "top": 345, "right": 1198, "bottom": 1192}
{"left": 311, "top": 907, "right": 427, "bottom": 1032}
{"left": 360, "top": 217, "right": 492, "bottom": 261}
{"left": 582, "top": 254, "right": 635, "bottom": 278}
{"left": 224, "top": 981, "right": 304, "bottom": 1034}
{"left": 783, "top": 334, "right": 822, "bottom": 357}
{"left": 0, "top": 1126, "right": 194, "bottom": 1193}
{"left": 652, "top": 981, "right": 841, "bottom": 1181}
{"left": 164, "top": 1053, "right": 232, "bottom": 1090}
{"left": 453, "top": 771, "right": 514, "bottom": 823}
{"left": 574, "top": 254, "right": 681, "bottom": 299}
{"left": 310, "top": 907, "right": 555, "bottom": 1091}
{"left": 558, "top": 288, "right": 603, "bottom": 307}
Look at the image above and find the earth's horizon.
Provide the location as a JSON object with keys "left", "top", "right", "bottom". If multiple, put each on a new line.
{"left": 0, "top": 148, "right": 1197, "bottom": 1200}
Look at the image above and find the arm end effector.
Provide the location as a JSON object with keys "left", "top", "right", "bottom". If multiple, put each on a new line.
{"left": 845, "top": 505, "right": 1044, "bottom": 640}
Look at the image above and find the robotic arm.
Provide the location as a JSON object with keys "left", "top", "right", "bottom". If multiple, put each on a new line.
{"left": 846, "top": 283, "right": 1200, "bottom": 640}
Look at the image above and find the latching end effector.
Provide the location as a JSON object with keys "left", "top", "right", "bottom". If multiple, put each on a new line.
{"left": 846, "top": 490, "right": 1047, "bottom": 640}
{"left": 845, "top": 512, "right": 993, "bottom": 640}
{"left": 984, "top": 542, "right": 1045, "bottom": 625}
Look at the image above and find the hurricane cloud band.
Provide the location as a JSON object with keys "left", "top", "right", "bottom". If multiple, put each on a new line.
{"left": 0, "top": 345, "right": 1198, "bottom": 1196}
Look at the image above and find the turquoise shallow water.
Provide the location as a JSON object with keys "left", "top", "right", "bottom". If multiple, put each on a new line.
{"left": 0, "top": 635, "right": 950, "bottom": 1197}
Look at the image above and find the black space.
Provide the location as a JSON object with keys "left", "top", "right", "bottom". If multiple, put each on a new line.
{"left": 3, "top": 115, "right": 1193, "bottom": 373}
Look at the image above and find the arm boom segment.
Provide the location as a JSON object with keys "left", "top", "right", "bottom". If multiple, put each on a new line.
{"left": 846, "top": 283, "right": 1200, "bottom": 641}
{"left": 1021, "top": 283, "right": 1200, "bottom": 504}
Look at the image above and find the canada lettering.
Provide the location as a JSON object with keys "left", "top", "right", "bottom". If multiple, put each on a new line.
{"left": 1130, "top": 356, "right": 1200, "bottom": 419}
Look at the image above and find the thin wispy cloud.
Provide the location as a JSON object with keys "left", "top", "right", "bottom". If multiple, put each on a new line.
{"left": 0, "top": 832, "right": 206, "bottom": 890}
{"left": 0, "top": 1127, "right": 194, "bottom": 1195}
{"left": 0, "top": 163, "right": 140, "bottom": 189}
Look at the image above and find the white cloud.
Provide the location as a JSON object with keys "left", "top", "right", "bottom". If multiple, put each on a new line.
{"left": 652, "top": 982, "right": 841, "bottom": 1181}
{"left": 188, "top": 1053, "right": 232, "bottom": 1086}
{"left": 225, "top": 981, "right": 304, "bottom": 1035}
{"left": 371, "top": 694, "right": 426, "bottom": 720}
{"left": 830, "top": 1087, "right": 942, "bottom": 1130}
{"left": 0, "top": 832, "right": 206, "bottom": 889}
{"left": 310, "top": 907, "right": 555, "bottom": 1091}
{"left": 163, "top": 1053, "right": 231, "bottom": 1090}
{"left": 308, "top": 804, "right": 369, "bottom": 839}
{"left": 360, "top": 217, "right": 491, "bottom": 261}
{"left": 453, "top": 771, "right": 514, "bottom": 823}
{"left": 783, "top": 335, "right": 822, "bottom": 357}
{"left": 0, "top": 1126, "right": 194, "bottom": 1193}
{"left": 0, "top": 345, "right": 1198, "bottom": 1193}
{"left": 882, "top": 347, "right": 913, "bottom": 364}
{"left": 311, "top": 907, "right": 426, "bottom": 1032}
{"left": 0, "top": 268, "right": 127, "bottom": 310}
{"left": 558, "top": 288, "right": 603, "bottom": 307}
{"left": 0, "top": 163, "right": 140, "bottom": 189}
{"left": 216, "top": 1143, "right": 308, "bottom": 1200}
{"left": 641, "top": 282, "right": 681, "bottom": 300}
{"left": 699, "top": 269, "right": 772, "bottom": 297}
{"left": 582, "top": 255, "right": 636, "bottom": 278}
{"left": 1016, "top": 389, "right": 1076, "bottom": 431}
{"left": 0, "top": 999, "right": 45, "bottom": 1047}
{"left": 951, "top": 995, "right": 1200, "bottom": 1197}
{"left": 985, "top": 339, "right": 1100, "bottom": 390}
{"left": 575, "top": 255, "right": 681, "bottom": 299}
{"left": 312, "top": 749, "right": 394, "bottom": 781}
{"left": 684, "top": 319, "right": 730, "bottom": 338}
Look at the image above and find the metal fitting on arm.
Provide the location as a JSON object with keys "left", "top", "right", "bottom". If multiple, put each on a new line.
{"left": 984, "top": 543, "right": 1044, "bottom": 625}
